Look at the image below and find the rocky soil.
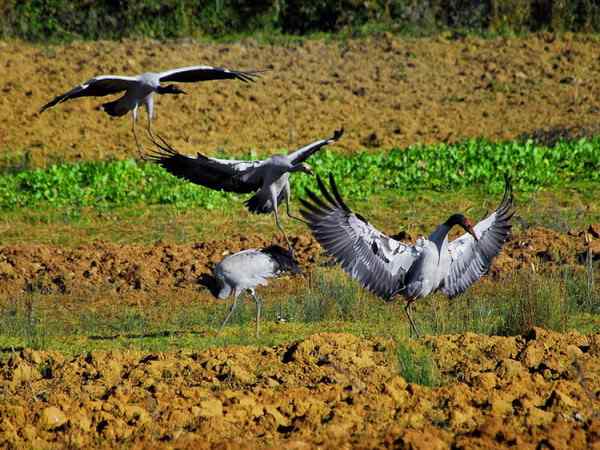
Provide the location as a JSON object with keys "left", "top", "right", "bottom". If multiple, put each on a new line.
{"left": 3, "top": 34, "right": 600, "bottom": 166}
{"left": 0, "top": 329, "right": 598, "bottom": 449}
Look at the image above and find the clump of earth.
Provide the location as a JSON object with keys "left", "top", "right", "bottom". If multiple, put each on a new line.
{"left": 0, "top": 226, "right": 597, "bottom": 298}
{"left": 0, "top": 329, "right": 598, "bottom": 448}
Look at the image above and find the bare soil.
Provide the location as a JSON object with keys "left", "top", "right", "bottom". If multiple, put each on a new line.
{"left": 3, "top": 34, "right": 600, "bottom": 165}
{"left": 0, "top": 226, "right": 597, "bottom": 299}
{"left": 1, "top": 329, "right": 598, "bottom": 449}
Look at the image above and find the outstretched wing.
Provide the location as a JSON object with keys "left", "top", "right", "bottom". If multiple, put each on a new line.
{"left": 300, "top": 174, "right": 420, "bottom": 300}
{"left": 442, "top": 178, "right": 515, "bottom": 298}
{"left": 144, "top": 135, "right": 264, "bottom": 194}
{"left": 158, "top": 66, "right": 264, "bottom": 83}
{"left": 40, "top": 76, "right": 139, "bottom": 112}
{"left": 288, "top": 128, "right": 344, "bottom": 165}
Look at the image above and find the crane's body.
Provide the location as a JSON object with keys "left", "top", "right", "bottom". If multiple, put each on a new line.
{"left": 100, "top": 73, "right": 158, "bottom": 120}
{"left": 301, "top": 175, "right": 514, "bottom": 337}
{"left": 213, "top": 246, "right": 300, "bottom": 337}
{"left": 40, "top": 66, "right": 262, "bottom": 154}
{"left": 146, "top": 129, "right": 344, "bottom": 251}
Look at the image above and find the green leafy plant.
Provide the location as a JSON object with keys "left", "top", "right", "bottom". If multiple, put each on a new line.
{"left": 1, "top": 138, "right": 598, "bottom": 211}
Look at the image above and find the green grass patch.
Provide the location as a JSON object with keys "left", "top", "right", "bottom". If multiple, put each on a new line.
{"left": 2, "top": 138, "right": 599, "bottom": 211}
{"left": 0, "top": 267, "right": 598, "bottom": 356}
{"left": 394, "top": 339, "right": 440, "bottom": 387}
{"left": 1, "top": 180, "right": 598, "bottom": 247}
{"left": 417, "top": 268, "right": 600, "bottom": 336}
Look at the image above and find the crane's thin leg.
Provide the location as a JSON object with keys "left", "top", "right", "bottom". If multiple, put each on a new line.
{"left": 219, "top": 291, "right": 243, "bottom": 333}
{"left": 404, "top": 301, "right": 420, "bottom": 338}
{"left": 146, "top": 113, "right": 156, "bottom": 142}
{"left": 132, "top": 114, "right": 143, "bottom": 158}
{"left": 272, "top": 191, "right": 293, "bottom": 254}
{"left": 285, "top": 189, "right": 309, "bottom": 225}
{"left": 250, "top": 290, "right": 262, "bottom": 338}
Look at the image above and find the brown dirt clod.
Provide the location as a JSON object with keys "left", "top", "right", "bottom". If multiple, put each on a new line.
{"left": 0, "top": 330, "right": 598, "bottom": 448}
{"left": 0, "top": 227, "right": 592, "bottom": 298}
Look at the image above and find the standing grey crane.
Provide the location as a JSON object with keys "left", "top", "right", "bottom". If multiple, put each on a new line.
{"left": 146, "top": 129, "right": 344, "bottom": 251}
{"left": 211, "top": 245, "right": 300, "bottom": 337}
{"left": 39, "top": 65, "right": 262, "bottom": 153}
{"left": 300, "top": 175, "right": 514, "bottom": 337}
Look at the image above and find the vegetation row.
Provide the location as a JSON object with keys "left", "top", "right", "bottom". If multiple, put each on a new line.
{"left": 1, "top": 138, "right": 598, "bottom": 211}
{"left": 3, "top": 269, "right": 598, "bottom": 377}
{"left": 2, "top": 0, "right": 600, "bottom": 42}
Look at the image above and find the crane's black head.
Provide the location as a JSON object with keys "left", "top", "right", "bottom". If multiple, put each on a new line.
{"left": 445, "top": 213, "right": 478, "bottom": 240}
{"left": 198, "top": 273, "right": 220, "bottom": 297}
{"left": 157, "top": 84, "right": 186, "bottom": 95}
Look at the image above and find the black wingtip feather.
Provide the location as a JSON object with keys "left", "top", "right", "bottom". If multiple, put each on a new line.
{"left": 314, "top": 175, "right": 339, "bottom": 209}
{"left": 144, "top": 134, "right": 181, "bottom": 162}
{"left": 236, "top": 69, "right": 268, "bottom": 83}
{"left": 307, "top": 188, "right": 333, "bottom": 213}
{"left": 328, "top": 174, "right": 352, "bottom": 213}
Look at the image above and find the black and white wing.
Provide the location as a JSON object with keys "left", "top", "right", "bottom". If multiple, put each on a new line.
{"left": 158, "top": 66, "right": 263, "bottom": 83}
{"left": 40, "top": 76, "right": 139, "bottom": 112}
{"left": 441, "top": 179, "right": 514, "bottom": 298}
{"left": 145, "top": 135, "right": 264, "bottom": 194}
{"left": 287, "top": 128, "right": 344, "bottom": 165}
{"left": 300, "top": 174, "right": 421, "bottom": 300}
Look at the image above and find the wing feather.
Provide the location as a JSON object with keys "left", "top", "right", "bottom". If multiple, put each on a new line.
{"left": 300, "top": 174, "right": 419, "bottom": 300}
{"left": 159, "top": 66, "right": 264, "bottom": 83}
{"left": 287, "top": 128, "right": 344, "bottom": 165}
{"left": 40, "top": 76, "right": 139, "bottom": 112}
{"left": 442, "top": 178, "right": 515, "bottom": 297}
{"left": 144, "top": 135, "right": 263, "bottom": 193}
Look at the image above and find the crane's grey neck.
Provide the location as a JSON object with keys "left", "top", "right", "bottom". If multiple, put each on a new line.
{"left": 429, "top": 214, "right": 466, "bottom": 249}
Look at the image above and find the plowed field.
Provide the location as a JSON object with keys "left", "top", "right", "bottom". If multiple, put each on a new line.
{"left": 2, "top": 34, "right": 600, "bottom": 165}
{"left": 1, "top": 330, "right": 599, "bottom": 449}
{"left": 0, "top": 226, "right": 597, "bottom": 299}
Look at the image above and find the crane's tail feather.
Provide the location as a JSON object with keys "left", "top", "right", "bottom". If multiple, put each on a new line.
{"left": 102, "top": 99, "right": 130, "bottom": 117}
{"left": 245, "top": 194, "right": 273, "bottom": 214}
{"left": 245, "top": 190, "right": 286, "bottom": 214}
